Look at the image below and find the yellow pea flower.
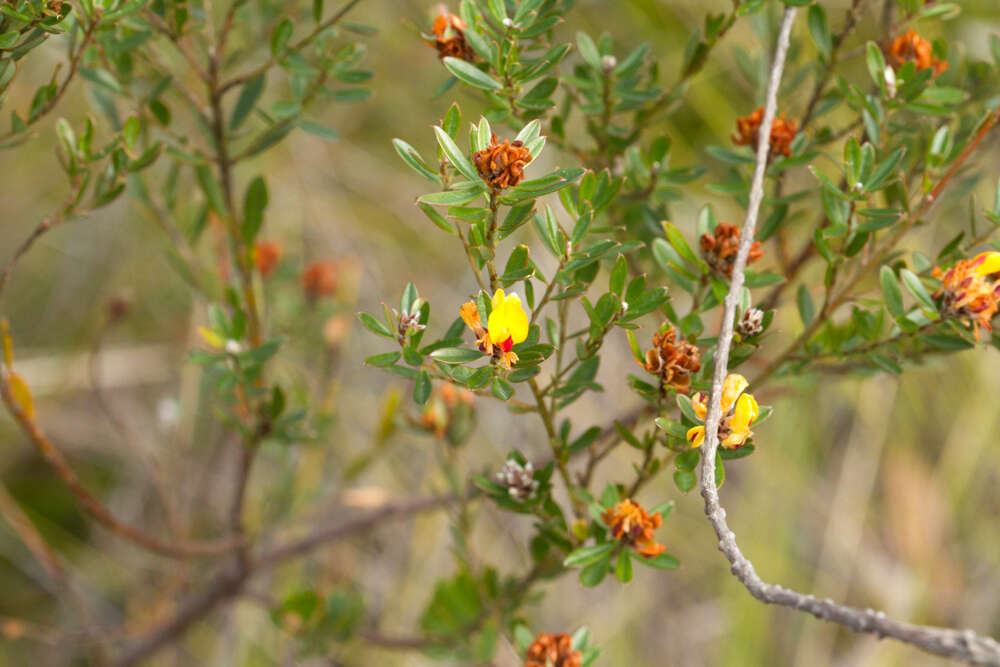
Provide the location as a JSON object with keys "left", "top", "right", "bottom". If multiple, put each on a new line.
{"left": 686, "top": 373, "right": 758, "bottom": 450}
{"left": 460, "top": 289, "right": 530, "bottom": 369}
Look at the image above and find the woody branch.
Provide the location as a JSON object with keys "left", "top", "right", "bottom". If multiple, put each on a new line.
{"left": 697, "top": 7, "right": 1000, "bottom": 665}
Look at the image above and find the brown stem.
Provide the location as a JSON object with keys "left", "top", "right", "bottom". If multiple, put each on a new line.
{"left": 0, "top": 373, "right": 244, "bottom": 559}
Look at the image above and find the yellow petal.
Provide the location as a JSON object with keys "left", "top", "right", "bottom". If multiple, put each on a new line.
{"left": 686, "top": 425, "right": 705, "bottom": 448}
{"left": 7, "top": 372, "right": 35, "bottom": 420}
{"left": 487, "top": 290, "right": 529, "bottom": 345}
{"left": 1, "top": 319, "right": 12, "bottom": 368}
{"left": 505, "top": 297, "right": 529, "bottom": 343}
{"left": 691, "top": 392, "right": 708, "bottom": 421}
{"left": 491, "top": 288, "right": 505, "bottom": 311}
{"left": 729, "top": 393, "right": 759, "bottom": 432}
{"left": 973, "top": 252, "right": 1000, "bottom": 277}
{"left": 721, "top": 374, "right": 749, "bottom": 414}
{"left": 198, "top": 326, "right": 225, "bottom": 349}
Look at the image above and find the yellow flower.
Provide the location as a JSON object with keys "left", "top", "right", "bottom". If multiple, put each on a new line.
{"left": 686, "top": 373, "right": 759, "bottom": 449}
{"left": 460, "top": 289, "right": 530, "bottom": 369}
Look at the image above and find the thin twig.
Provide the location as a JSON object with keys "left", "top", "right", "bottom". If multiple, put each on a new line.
{"left": 113, "top": 494, "right": 456, "bottom": 666}
{"left": 0, "top": 373, "right": 244, "bottom": 559}
{"left": 699, "top": 8, "right": 1000, "bottom": 665}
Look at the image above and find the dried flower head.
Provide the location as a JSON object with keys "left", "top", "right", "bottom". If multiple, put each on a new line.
{"left": 686, "top": 373, "right": 759, "bottom": 450}
{"left": 323, "top": 315, "right": 351, "bottom": 348}
{"left": 601, "top": 499, "right": 666, "bottom": 558}
{"left": 496, "top": 459, "right": 539, "bottom": 501}
{"left": 473, "top": 133, "right": 533, "bottom": 190}
{"left": 106, "top": 294, "right": 132, "bottom": 322}
{"left": 525, "top": 632, "right": 582, "bottom": 667}
{"left": 301, "top": 261, "right": 338, "bottom": 302}
{"left": 416, "top": 384, "right": 475, "bottom": 442}
{"left": 737, "top": 307, "right": 765, "bottom": 338}
{"left": 427, "top": 11, "right": 475, "bottom": 62}
{"left": 700, "top": 223, "right": 763, "bottom": 277}
{"left": 732, "top": 106, "right": 798, "bottom": 157}
{"left": 886, "top": 28, "right": 947, "bottom": 76}
{"left": 933, "top": 252, "right": 1000, "bottom": 341}
{"left": 460, "top": 289, "right": 530, "bottom": 368}
{"left": 638, "top": 325, "right": 701, "bottom": 393}
{"left": 253, "top": 240, "right": 283, "bottom": 279}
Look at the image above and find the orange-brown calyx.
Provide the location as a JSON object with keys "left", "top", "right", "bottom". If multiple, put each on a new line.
{"left": 886, "top": 28, "right": 947, "bottom": 76}
{"left": 472, "top": 133, "right": 533, "bottom": 190}
{"left": 732, "top": 106, "right": 798, "bottom": 157}
{"left": 700, "top": 223, "right": 763, "bottom": 278}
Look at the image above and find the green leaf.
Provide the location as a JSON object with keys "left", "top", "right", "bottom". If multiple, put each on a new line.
{"left": 414, "top": 370, "right": 432, "bottom": 405}
{"left": 365, "top": 351, "right": 401, "bottom": 367}
{"left": 417, "top": 188, "right": 483, "bottom": 206}
{"left": 492, "top": 377, "right": 515, "bottom": 401}
{"left": 880, "top": 265, "right": 904, "bottom": 317}
{"left": 796, "top": 285, "right": 814, "bottom": 325}
{"left": 615, "top": 550, "right": 633, "bottom": 583}
{"left": 195, "top": 165, "right": 228, "bottom": 215}
{"left": 673, "top": 469, "right": 696, "bottom": 493}
{"left": 865, "top": 41, "right": 888, "bottom": 97}
{"left": 418, "top": 202, "right": 457, "bottom": 234}
{"left": 639, "top": 552, "right": 680, "bottom": 570}
{"left": 807, "top": 5, "right": 832, "bottom": 58}
{"left": 576, "top": 31, "right": 601, "bottom": 71}
{"left": 230, "top": 74, "right": 265, "bottom": 130}
{"left": 609, "top": 255, "right": 627, "bottom": 296}
{"left": 434, "top": 125, "right": 482, "bottom": 184}
{"left": 271, "top": 19, "right": 293, "bottom": 57}
{"left": 241, "top": 176, "right": 268, "bottom": 242}
{"left": 563, "top": 542, "right": 615, "bottom": 568}
{"left": 358, "top": 312, "right": 394, "bottom": 338}
{"left": 429, "top": 347, "right": 483, "bottom": 363}
{"left": 900, "top": 268, "right": 937, "bottom": 314}
{"left": 579, "top": 557, "right": 610, "bottom": 587}
{"left": 442, "top": 57, "right": 502, "bottom": 91}
{"left": 298, "top": 120, "right": 339, "bottom": 141}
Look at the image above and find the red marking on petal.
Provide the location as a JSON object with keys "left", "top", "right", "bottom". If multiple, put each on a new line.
{"left": 500, "top": 337, "right": 513, "bottom": 353}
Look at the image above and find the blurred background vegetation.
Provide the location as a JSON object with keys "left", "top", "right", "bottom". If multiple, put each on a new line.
{"left": 2, "top": 0, "right": 1000, "bottom": 664}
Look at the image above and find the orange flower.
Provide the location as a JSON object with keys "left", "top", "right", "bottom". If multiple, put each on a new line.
{"left": 601, "top": 499, "right": 666, "bottom": 558}
{"left": 472, "top": 133, "right": 533, "bottom": 190}
{"left": 700, "top": 223, "right": 763, "bottom": 278}
{"left": 732, "top": 106, "right": 798, "bottom": 157}
{"left": 524, "top": 632, "right": 582, "bottom": 667}
{"left": 638, "top": 325, "right": 701, "bottom": 393}
{"left": 886, "top": 28, "right": 947, "bottom": 76}
{"left": 427, "top": 11, "right": 475, "bottom": 62}
{"left": 253, "top": 240, "right": 283, "bottom": 279}
{"left": 301, "top": 261, "right": 337, "bottom": 302}
{"left": 933, "top": 252, "right": 1000, "bottom": 341}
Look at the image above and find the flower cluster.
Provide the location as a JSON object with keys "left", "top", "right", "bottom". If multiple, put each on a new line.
{"left": 601, "top": 499, "right": 666, "bottom": 558}
{"left": 700, "top": 223, "right": 763, "bottom": 278}
{"left": 638, "top": 325, "right": 701, "bottom": 393}
{"left": 460, "top": 289, "right": 530, "bottom": 368}
{"left": 473, "top": 133, "right": 533, "bottom": 190}
{"left": 886, "top": 28, "right": 947, "bottom": 76}
{"left": 525, "top": 632, "right": 582, "bottom": 667}
{"left": 686, "top": 374, "right": 758, "bottom": 449}
{"left": 736, "top": 307, "right": 764, "bottom": 338}
{"left": 427, "top": 12, "right": 475, "bottom": 62}
{"left": 495, "top": 459, "right": 539, "bottom": 501}
{"left": 933, "top": 252, "right": 1000, "bottom": 340}
{"left": 732, "top": 106, "right": 798, "bottom": 157}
